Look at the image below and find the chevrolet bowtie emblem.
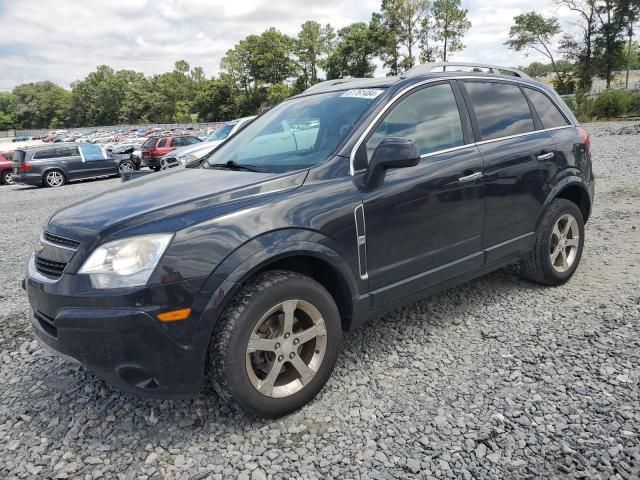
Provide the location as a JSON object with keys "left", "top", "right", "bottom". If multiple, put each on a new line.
{"left": 35, "top": 241, "right": 45, "bottom": 255}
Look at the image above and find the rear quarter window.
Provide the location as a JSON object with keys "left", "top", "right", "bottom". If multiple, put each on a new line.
{"left": 523, "top": 87, "right": 570, "bottom": 129}
{"left": 33, "top": 149, "right": 57, "bottom": 160}
{"left": 464, "top": 81, "right": 535, "bottom": 140}
{"left": 157, "top": 138, "right": 168, "bottom": 148}
{"left": 142, "top": 138, "right": 158, "bottom": 149}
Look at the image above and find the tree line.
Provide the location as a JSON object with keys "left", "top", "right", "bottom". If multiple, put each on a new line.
{"left": 1, "top": 0, "right": 638, "bottom": 130}
{"left": 507, "top": 0, "right": 640, "bottom": 93}
{"left": 0, "top": 0, "right": 471, "bottom": 129}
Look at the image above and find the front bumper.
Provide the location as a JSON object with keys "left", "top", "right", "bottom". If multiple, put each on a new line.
{"left": 25, "top": 258, "right": 222, "bottom": 398}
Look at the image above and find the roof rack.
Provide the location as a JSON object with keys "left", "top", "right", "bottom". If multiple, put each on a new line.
{"left": 304, "top": 78, "right": 360, "bottom": 93}
{"left": 405, "top": 62, "right": 531, "bottom": 80}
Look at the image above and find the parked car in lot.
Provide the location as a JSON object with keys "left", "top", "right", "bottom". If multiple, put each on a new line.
{"left": 12, "top": 143, "right": 136, "bottom": 187}
{"left": 0, "top": 151, "right": 14, "bottom": 185}
{"left": 160, "top": 116, "right": 255, "bottom": 168}
{"left": 24, "top": 63, "right": 594, "bottom": 418}
{"left": 141, "top": 135, "right": 202, "bottom": 171}
{"left": 12, "top": 135, "right": 29, "bottom": 142}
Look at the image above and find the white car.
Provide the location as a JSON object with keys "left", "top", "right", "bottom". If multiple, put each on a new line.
{"left": 160, "top": 116, "right": 256, "bottom": 168}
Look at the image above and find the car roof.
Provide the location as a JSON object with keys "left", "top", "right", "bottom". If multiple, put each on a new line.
{"left": 18, "top": 142, "right": 80, "bottom": 151}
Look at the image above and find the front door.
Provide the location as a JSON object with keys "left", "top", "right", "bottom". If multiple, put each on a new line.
{"left": 359, "top": 81, "right": 485, "bottom": 308}
{"left": 78, "top": 143, "right": 115, "bottom": 177}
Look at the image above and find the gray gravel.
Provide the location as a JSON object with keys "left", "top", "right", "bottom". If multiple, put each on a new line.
{"left": 1, "top": 121, "right": 639, "bottom": 479}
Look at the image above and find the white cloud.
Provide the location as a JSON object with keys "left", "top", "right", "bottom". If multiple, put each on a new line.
{"left": 0, "top": 0, "right": 580, "bottom": 91}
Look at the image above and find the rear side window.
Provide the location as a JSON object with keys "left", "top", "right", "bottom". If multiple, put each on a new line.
{"left": 523, "top": 88, "right": 570, "bottom": 129}
{"left": 366, "top": 83, "right": 464, "bottom": 157}
{"left": 464, "top": 81, "right": 535, "bottom": 140}
{"left": 33, "top": 149, "right": 58, "bottom": 160}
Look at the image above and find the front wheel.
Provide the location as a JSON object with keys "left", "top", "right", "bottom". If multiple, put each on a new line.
{"left": 208, "top": 271, "right": 342, "bottom": 418}
{"left": 519, "top": 199, "right": 585, "bottom": 285}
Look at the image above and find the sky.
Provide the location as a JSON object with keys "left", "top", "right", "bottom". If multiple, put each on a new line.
{"left": 0, "top": 0, "right": 581, "bottom": 91}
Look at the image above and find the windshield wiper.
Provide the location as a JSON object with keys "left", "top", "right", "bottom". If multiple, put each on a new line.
{"left": 208, "top": 160, "right": 262, "bottom": 172}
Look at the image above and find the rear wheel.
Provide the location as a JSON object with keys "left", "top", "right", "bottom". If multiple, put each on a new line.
{"left": 44, "top": 170, "right": 65, "bottom": 188}
{"left": 1, "top": 170, "right": 13, "bottom": 185}
{"left": 520, "top": 199, "right": 585, "bottom": 285}
{"left": 208, "top": 271, "right": 341, "bottom": 418}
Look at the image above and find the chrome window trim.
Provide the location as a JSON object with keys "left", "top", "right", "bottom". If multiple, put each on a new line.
{"left": 349, "top": 75, "right": 576, "bottom": 176}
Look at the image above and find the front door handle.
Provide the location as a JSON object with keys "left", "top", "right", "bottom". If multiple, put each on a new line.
{"left": 537, "top": 152, "right": 555, "bottom": 161}
{"left": 458, "top": 172, "right": 483, "bottom": 183}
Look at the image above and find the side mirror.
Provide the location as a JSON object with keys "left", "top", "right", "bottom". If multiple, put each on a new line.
{"left": 358, "top": 137, "right": 420, "bottom": 190}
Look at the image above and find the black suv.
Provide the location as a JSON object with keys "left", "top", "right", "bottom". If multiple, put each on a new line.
{"left": 13, "top": 143, "right": 136, "bottom": 188}
{"left": 25, "top": 63, "right": 594, "bottom": 418}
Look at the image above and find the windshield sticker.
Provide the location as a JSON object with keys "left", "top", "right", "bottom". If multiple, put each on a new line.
{"left": 341, "top": 89, "right": 384, "bottom": 99}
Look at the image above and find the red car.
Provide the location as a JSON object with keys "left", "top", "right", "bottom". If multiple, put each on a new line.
{"left": 0, "top": 151, "right": 14, "bottom": 185}
{"left": 141, "top": 135, "right": 202, "bottom": 171}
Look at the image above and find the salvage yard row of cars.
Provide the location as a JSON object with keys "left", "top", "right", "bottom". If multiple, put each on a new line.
{"left": 1, "top": 117, "right": 257, "bottom": 188}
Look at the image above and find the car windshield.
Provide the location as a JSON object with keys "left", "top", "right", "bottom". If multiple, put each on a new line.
{"left": 206, "top": 122, "right": 237, "bottom": 141}
{"left": 202, "top": 89, "right": 385, "bottom": 173}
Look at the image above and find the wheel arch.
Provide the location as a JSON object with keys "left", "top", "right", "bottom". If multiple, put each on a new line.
{"left": 203, "top": 236, "right": 362, "bottom": 333}
{"left": 539, "top": 177, "right": 591, "bottom": 228}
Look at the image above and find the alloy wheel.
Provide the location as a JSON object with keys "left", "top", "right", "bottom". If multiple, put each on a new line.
{"left": 119, "top": 162, "right": 134, "bottom": 173}
{"left": 2, "top": 172, "right": 13, "bottom": 185}
{"left": 549, "top": 213, "right": 580, "bottom": 273}
{"left": 46, "top": 171, "right": 64, "bottom": 187}
{"left": 245, "top": 299, "right": 327, "bottom": 398}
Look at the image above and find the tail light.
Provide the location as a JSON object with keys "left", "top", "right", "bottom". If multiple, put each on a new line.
{"left": 19, "top": 163, "right": 33, "bottom": 172}
{"left": 577, "top": 127, "right": 591, "bottom": 155}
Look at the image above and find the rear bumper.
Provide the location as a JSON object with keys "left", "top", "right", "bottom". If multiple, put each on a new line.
{"left": 13, "top": 172, "right": 43, "bottom": 186}
{"left": 141, "top": 157, "right": 160, "bottom": 168}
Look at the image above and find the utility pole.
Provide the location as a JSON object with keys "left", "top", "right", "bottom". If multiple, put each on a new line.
{"left": 626, "top": 23, "right": 633, "bottom": 90}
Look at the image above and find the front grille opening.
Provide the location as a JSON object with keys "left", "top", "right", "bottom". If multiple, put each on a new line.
{"left": 43, "top": 232, "right": 80, "bottom": 249}
{"left": 35, "top": 257, "right": 67, "bottom": 279}
{"left": 35, "top": 310, "right": 57, "bottom": 338}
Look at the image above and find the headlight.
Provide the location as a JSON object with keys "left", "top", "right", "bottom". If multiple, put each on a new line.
{"left": 179, "top": 153, "right": 200, "bottom": 165}
{"left": 78, "top": 234, "right": 173, "bottom": 289}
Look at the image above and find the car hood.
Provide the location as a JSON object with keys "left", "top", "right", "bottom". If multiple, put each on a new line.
{"left": 47, "top": 167, "right": 307, "bottom": 243}
{"left": 163, "top": 140, "right": 223, "bottom": 159}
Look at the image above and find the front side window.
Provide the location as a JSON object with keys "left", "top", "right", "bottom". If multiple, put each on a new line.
{"left": 366, "top": 83, "right": 464, "bottom": 158}
{"left": 203, "top": 89, "right": 383, "bottom": 173}
{"left": 523, "top": 87, "right": 570, "bottom": 129}
{"left": 464, "top": 81, "right": 535, "bottom": 140}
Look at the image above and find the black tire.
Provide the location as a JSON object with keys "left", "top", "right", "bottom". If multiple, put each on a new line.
{"left": 43, "top": 169, "right": 66, "bottom": 188}
{"left": 519, "top": 199, "right": 585, "bottom": 285}
{"left": 1, "top": 170, "right": 13, "bottom": 185}
{"left": 208, "top": 270, "right": 342, "bottom": 418}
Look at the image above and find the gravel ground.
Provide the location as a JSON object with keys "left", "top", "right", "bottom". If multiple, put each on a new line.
{"left": 0, "top": 122, "right": 639, "bottom": 479}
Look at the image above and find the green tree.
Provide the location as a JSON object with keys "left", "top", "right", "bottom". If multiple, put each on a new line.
{"left": 379, "top": 0, "right": 430, "bottom": 71}
{"left": 505, "top": 12, "right": 566, "bottom": 88}
{"left": 193, "top": 76, "right": 238, "bottom": 121}
{"left": 295, "top": 21, "right": 334, "bottom": 88}
{"left": 326, "top": 23, "right": 381, "bottom": 78}
{"left": 430, "top": 0, "right": 471, "bottom": 61}
{"left": 0, "top": 92, "right": 16, "bottom": 129}
{"left": 13, "top": 81, "right": 71, "bottom": 128}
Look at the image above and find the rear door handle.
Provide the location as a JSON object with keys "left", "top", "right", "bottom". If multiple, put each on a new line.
{"left": 458, "top": 172, "right": 483, "bottom": 183}
{"left": 537, "top": 152, "right": 555, "bottom": 161}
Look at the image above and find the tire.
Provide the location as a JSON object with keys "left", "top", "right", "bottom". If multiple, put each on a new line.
{"left": 43, "top": 169, "right": 66, "bottom": 188}
{"left": 519, "top": 199, "right": 585, "bottom": 286}
{"left": 208, "top": 270, "right": 342, "bottom": 418}
{"left": 118, "top": 161, "right": 135, "bottom": 174}
{"left": 1, "top": 170, "right": 13, "bottom": 185}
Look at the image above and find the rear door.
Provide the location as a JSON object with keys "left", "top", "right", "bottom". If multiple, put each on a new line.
{"left": 460, "top": 80, "right": 556, "bottom": 262}
{"left": 78, "top": 143, "right": 116, "bottom": 177}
